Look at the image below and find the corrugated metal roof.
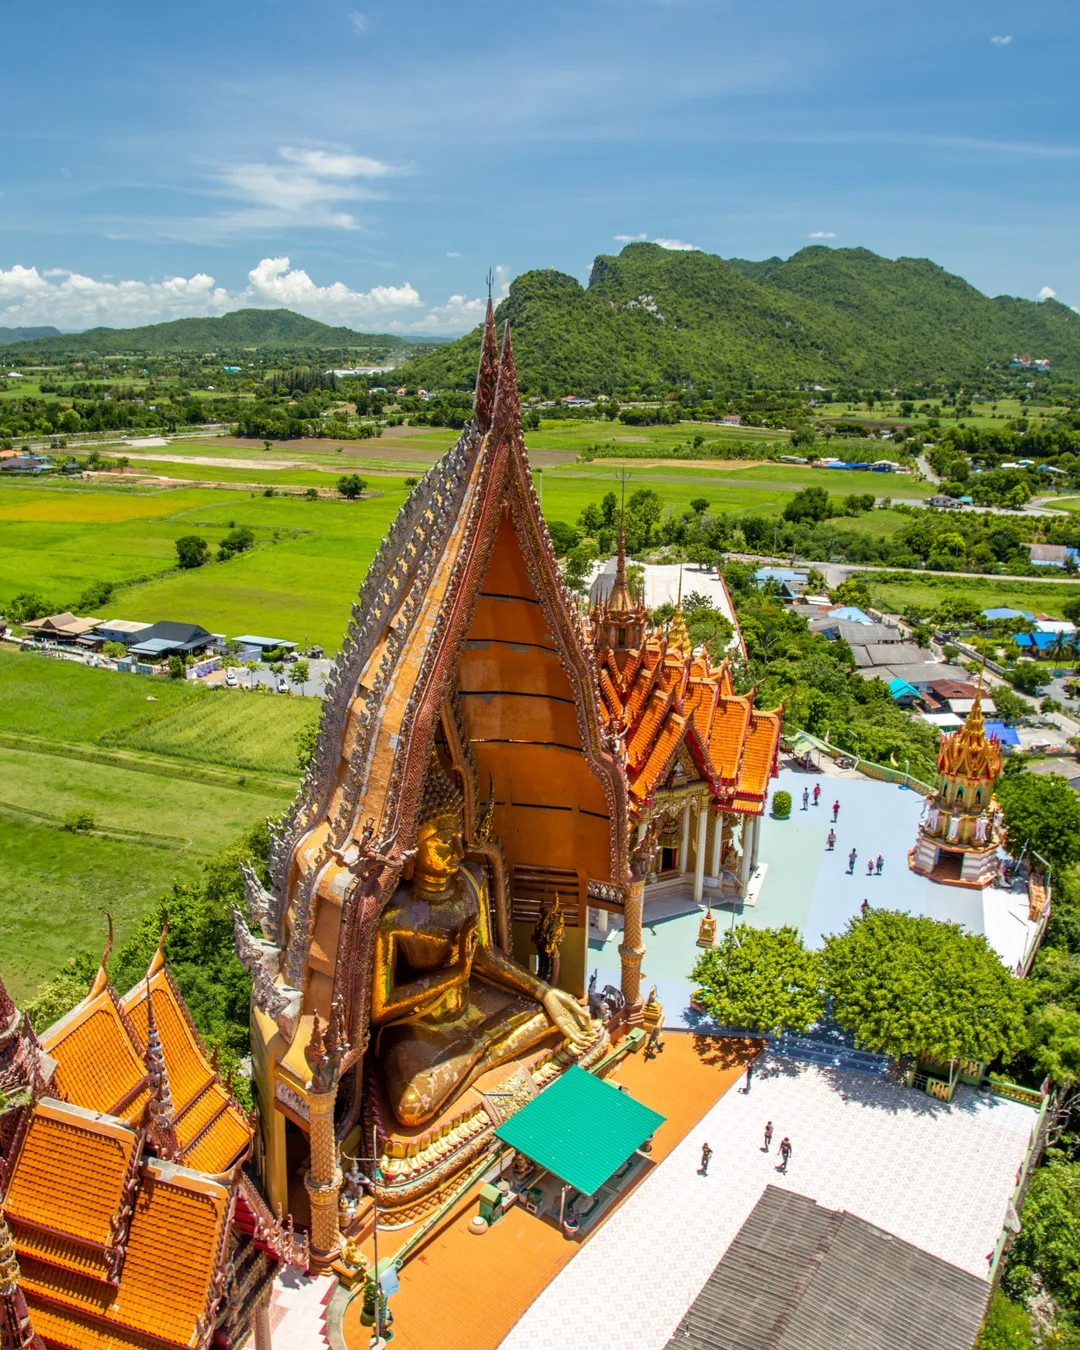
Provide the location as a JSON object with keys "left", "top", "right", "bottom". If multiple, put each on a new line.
{"left": 494, "top": 1065, "right": 665, "bottom": 1196}
{"left": 665, "top": 1186, "right": 988, "bottom": 1350}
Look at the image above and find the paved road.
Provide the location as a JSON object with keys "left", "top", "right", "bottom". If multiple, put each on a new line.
{"left": 202, "top": 657, "right": 333, "bottom": 699}
{"left": 729, "top": 552, "right": 1080, "bottom": 589}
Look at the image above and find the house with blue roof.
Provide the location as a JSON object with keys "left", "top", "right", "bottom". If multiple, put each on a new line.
{"left": 983, "top": 607, "right": 1034, "bottom": 622}
{"left": 1014, "top": 631, "right": 1063, "bottom": 657}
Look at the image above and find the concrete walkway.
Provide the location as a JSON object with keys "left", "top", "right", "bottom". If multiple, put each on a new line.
{"left": 499, "top": 1055, "right": 1036, "bottom": 1350}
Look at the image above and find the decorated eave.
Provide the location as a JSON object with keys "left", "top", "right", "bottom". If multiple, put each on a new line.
{"left": 246, "top": 301, "right": 629, "bottom": 1056}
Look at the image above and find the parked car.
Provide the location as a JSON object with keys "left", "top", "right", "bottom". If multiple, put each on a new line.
{"left": 224, "top": 669, "right": 238, "bottom": 687}
{"left": 276, "top": 677, "right": 290, "bottom": 694}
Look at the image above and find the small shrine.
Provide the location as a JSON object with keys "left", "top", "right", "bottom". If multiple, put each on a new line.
{"left": 909, "top": 691, "right": 1004, "bottom": 888}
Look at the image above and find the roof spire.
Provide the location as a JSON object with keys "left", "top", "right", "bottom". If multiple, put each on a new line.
{"left": 473, "top": 297, "right": 499, "bottom": 433}
{"left": 88, "top": 909, "right": 114, "bottom": 998}
{"left": 607, "top": 476, "right": 636, "bottom": 616}
{"left": 490, "top": 322, "right": 522, "bottom": 447}
{"left": 144, "top": 978, "right": 180, "bottom": 1160}
{"left": 1, "top": 1205, "right": 44, "bottom": 1350}
{"left": 0, "top": 973, "right": 16, "bottom": 1037}
{"left": 668, "top": 564, "right": 691, "bottom": 656}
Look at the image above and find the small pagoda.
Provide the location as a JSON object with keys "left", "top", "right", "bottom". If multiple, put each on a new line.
{"left": 909, "top": 690, "right": 1004, "bottom": 888}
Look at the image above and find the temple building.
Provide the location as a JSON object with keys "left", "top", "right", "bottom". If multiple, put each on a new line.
{"left": 0, "top": 933, "right": 304, "bottom": 1350}
{"left": 235, "top": 304, "right": 781, "bottom": 1258}
{"left": 589, "top": 539, "right": 781, "bottom": 915}
{"left": 909, "top": 690, "right": 1004, "bottom": 888}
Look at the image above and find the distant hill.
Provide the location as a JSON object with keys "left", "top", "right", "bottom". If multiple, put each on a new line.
{"left": 396, "top": 243, "right": 1080, "bottom": 393}
{"left": 0, "top": 308, "right": 444, "bottom": 357}
{"left": 0, "top": 326, "right": 61, "bottom": 346}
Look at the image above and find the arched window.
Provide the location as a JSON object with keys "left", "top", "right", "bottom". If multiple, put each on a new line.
{"left": 618, "top": 628, "right": 626, "bottom": 646}
{"left": 975, "top": 787, "right": 982, "bottom": 805}
{"left": 955, "top": 784, "right": 964, "bottom": 804}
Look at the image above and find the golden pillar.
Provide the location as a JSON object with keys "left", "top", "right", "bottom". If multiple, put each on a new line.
{"left": 621, "top": 822, "right": 659, "bottom": 1020}
{"left": 253, "top": 1293, "right": 273, "bottom": 1350}
{"left": 302, "top": 1006, "right": 347, "bottom": 1273}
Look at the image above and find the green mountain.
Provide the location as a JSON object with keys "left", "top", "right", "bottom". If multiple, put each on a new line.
{"left": 0, "top": 326, "right": 61, "bottom": 345}
{"left": 1, "top": 308, "right": 439, "bottom": 357}
{"left": 397, "top": 243, "right": 1080, "bottom": 393}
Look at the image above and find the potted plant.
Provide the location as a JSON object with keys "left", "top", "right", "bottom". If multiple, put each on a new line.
{"left": 771, "top": 790, "right": 792, "bottom": 819}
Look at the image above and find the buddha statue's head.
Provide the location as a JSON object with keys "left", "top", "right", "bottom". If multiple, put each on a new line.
{"left": 413, "top": 749, "right": 466, "bottom": 893}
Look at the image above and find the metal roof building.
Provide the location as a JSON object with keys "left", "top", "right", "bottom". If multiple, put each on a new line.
{"left": 665, "top": 1186, "right": 989, "bottom": 1350}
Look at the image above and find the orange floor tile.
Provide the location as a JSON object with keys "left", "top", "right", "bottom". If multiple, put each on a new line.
{"left": 342, "top": 1033, "right": 758, "bottom": 1350}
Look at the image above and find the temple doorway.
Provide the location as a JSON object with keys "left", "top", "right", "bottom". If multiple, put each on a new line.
{"left": 660, "top": 846, "right": 679, "bottom": 874}
{"left": 932, "top": 849, "right": 964, "bottom": 883}
{"left": 285, "top": 1117, "right": 312, "bottom": 1230}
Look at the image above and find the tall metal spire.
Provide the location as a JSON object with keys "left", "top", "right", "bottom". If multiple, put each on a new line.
{"left": 607, "top": 475, "right": 634, "bottom": 615}
{"left": 490, "top": 321, "right": 522, "bottom": 447}
{"left": 144, "top": 980, "right": 179, "bottom": 1160}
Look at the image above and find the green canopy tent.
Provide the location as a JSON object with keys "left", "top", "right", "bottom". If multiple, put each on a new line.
{"left": 495, "top": 1065, "right": 666, "bottom": 1229}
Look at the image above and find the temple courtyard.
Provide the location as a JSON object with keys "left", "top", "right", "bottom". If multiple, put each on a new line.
{"left": 588, "top": 766, "right": 1042, "bottom": 1030}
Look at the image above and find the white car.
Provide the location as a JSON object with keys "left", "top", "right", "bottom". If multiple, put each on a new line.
{"left": 224, "top": 669, "right": 238, "bottom": 687}
{"left": 276, "top": 677, "right": 290, "bottom": 694}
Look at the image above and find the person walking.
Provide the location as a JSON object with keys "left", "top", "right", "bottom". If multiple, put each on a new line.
{"left": 826, "top": 828, "right": 836, "bottom": 851}
{"left": 861, "top": 899, "right": 869, "bottom": 916}
{"left": 700, "top": 1142, "right": 713, "bottom": 1176}
{"left": 763, "top": 1121, "right": 774, "bottom": 1152}
{"left": 832, "top": 800, "right": 840, "bottom": 823}
{"left": 867, "top": 858, "right": 874, "bottom": 876}
{"left": 812, "top": 783, "right": 821, "bottom": 806}
{"left": 743, "top": 1060, "right": 755, "bottom": 1093}
{"left": 802, "top": 787, "right": 810, "bottom": 811}
{"left": 876, "top": 854, "right": 884, "bottom": 875}
{"left": 848, "top": 847, "right": 857, "bottom": 874}
{"left": 778, "top": 1137, "right": 792, "bottom": 1173}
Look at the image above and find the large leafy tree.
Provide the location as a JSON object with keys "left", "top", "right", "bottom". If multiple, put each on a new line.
{"left": 995, "top": 773, "right": 1080, "bottom": 875}
{"left": 691, "top": 925, "right": 825, "bottom": 1035}
{"left": 822, "top": 910, "right": 1025, "bottom": 1062}
{"left": 1003, "top": 1158, "right": 1080, "bottom": 1309}
{"left": 1021, "top": 945, "right": 1080, "bottom": 1084}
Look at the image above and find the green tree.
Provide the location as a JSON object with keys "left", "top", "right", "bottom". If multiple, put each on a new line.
{"left": 691, "top": 926, "right": 824, "bottom": 1035}
{"left": 995, "top": 773, "right": 1080, "bottom": 874}
{"left": 822, "top": 910, "right": 1025, "bottom": 1062}
{"left": 217, "top": 526, "right": 256, "bottom": 561}
{"left": 783, "top": 486, "right": 833, "bottom": 524}
{"left": 1012, "top": 663, "right": 1050, "bottom": 695}
{"left": 7, "top": 593, "right": 50, "bottom": 624}
{"left": 167, "top": 654, "right": 185, "bottom": 679}
{"left": 690, "top": 497, "right": 709, "bottom": 515}
{"left": 336, "top": 474, "right": 368, "bottom": 499}
{"left": 296, "top": 720, "right": 319, "bottom": 770}
{"left": 1021, "top": 945, "right": 1080, "bottom": 1083}
{"left": 289, "top": 659, "right": 310, "bottom": 689}
{"left": 828, "top": 577, "right": 873, "bottom": 611}
{"left": 626, "top": 488, "right": 663, "bottom": 545}
{"left": 175, "top": 535, "right": 209, "bottom": 569}
{"left": 305, "top": 487, "right": 319, "bottom": 500}
{"left": 1003, "top": 1158, "right": 1080, "bottom": 1309}
{"left": 102, "top": 641, "right": 126, "bottom": 659}
{"left": 975, "top": 1293, "right": 1034, "bottom": 1350}
{"left": 562, "top": 542, "right": 597, "bottom": 594}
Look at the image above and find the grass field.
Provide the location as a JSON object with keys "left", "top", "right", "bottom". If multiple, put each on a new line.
{"left": 861, "top": 572, "right": 1080, "bottom": 615}
{"left": 0, "top": 651, "right": 311, "bottom": 999}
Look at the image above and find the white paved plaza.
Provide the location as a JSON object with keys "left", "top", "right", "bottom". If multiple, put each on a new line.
{"left": 500, "top": 1054, "right": 1036, "bottom": 1350}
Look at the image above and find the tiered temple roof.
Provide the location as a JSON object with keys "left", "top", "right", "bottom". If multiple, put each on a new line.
{"left": 937, "top": 691, "right": 1002, "bottom": 782}
{"left": 0, "top": 940, "right": 303, "bottom": 1350}
{"left": 590, "top": 547, "right": 781, "bottom": 815}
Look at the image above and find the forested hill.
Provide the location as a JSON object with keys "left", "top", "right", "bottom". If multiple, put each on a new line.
{"left": 0, "top": 308, "right": 437, "bottom": 356}
{"left": 396, "top": 243, "right": 1080, "bottom": 394}
{"left": 0, "top": 326, "right": 60, "bottom": 345}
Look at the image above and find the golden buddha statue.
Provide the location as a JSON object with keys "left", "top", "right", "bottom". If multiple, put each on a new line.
{"left": 696, "top": 902, "right": 717, "bottom": 948}
{"left": 371, "top": 752, "right": 593, "bottom": 1128}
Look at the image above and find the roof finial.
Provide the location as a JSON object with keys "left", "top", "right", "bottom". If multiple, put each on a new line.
{"left": 0, "top": 972, "right": 16, "bottom": 1036}
{"left": 473, "top": 297, "right": 499, "bottom": 432}
{"left": 148, "top": 906, "right": 169, "bottom": 978}
{"left": 89, "top": 909, "right": 114, "bottom": 998}
{"left": 144, "top": 977, "right": 180, "bottom": 1159}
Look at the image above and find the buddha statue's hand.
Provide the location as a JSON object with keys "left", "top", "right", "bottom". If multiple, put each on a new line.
{"left": 541, "top": 987, "right": 593, "bottom": 1051}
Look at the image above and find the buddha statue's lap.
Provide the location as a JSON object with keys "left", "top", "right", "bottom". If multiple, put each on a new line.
{"left": 370, "top": 753, "right": 592, "bottom": 1130}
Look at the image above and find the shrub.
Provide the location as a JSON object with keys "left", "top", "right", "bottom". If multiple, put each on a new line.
{"left": 61, "top": 809, "right": 96, "bottom": 833}
{"left": 771, "top": 790, "right": 792, "bottom": 819}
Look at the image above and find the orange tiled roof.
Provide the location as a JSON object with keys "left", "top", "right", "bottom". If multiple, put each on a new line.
{"left": 708, "top": 696, "right": 752, "bottom": 782}
{"left": 20, "top": 1301, "right": 164, "bottom": 1350}
{"left": 684, "top": 679, "right": 718, "bottom": 751}
{"left": 631, "top": 712, "right": 687, "bottom": 801}
{"left": 599, "top": 667, "right": 622, "bottom": 721}
{"left": 123, "top": 972, "right": 250, "bottom": 1176}
{"left": 19, "top": 1162, "right": 229, "bottom": 1349}
{"left": 42, "top": 995, "right": 147, "bottom": 1119}
{"left": 735, "top": 710, "right": 782, "bottom": 801}
{"left": 627, "top": 687, "right": 672, "bottom": 770}
{"left": 4, "top": 1103, "right": 136, "bottom": 1266}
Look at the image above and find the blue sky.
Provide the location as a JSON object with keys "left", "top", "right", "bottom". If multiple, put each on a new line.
{"left": 1, "top": 0, "right": 1077, "bottom": 333}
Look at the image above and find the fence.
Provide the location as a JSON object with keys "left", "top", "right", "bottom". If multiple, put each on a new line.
{"left": 781, "top": 731, "right": 937, "bottom": 795}
{"left": 988, "top": 1087, "right": 1051, "bottom": 1285}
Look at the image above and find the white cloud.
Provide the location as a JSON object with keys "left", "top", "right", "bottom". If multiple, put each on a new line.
{"left": 614, "top": 234, "right": 699, "bottom": 250}
{"left": 406, "top": 265, "right": 511, "bottom": 333}
{"left": 348, "top": 10, "right": 368, "bottom": 33}
{"left": 1038, "top": 285, "right": 1057, "bottom": 301}
{"left": 190, "top": 144, "right": 404, "bottom": 237}
{"left": 446, "top": 251, "right": 461, "bottom": 258}
{"left": 808, "top": 230, "right": 837, "bottom": 238}
{"left": 0, "top": 257, "right": 422, "bottom": 329}
{"left": 990, "top": 34, "right": 1012, "bottom": 44}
